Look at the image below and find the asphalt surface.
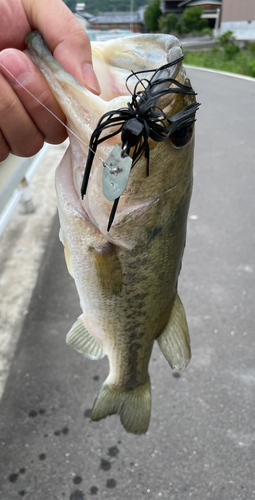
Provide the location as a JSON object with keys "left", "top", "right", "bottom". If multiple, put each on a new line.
{"left": 0, "top": 69, "right": 254, "bottom": 500}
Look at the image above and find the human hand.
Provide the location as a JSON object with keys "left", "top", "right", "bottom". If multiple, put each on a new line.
{"left": 0, "top": 0, "right": 100, "bottom": 161}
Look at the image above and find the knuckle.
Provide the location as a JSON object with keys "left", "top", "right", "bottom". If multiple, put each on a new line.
{"left": 0, "top": 146, "right": 10, "bottom": 162}
{"left": 0, "top": 94, "right": 17, "bottom": 118}
{"left": 46, "top": 128, "right": 67, "bottom": 145}
{"left": 28, "top": 86, "right": 65, "bottom": 126}
{"left": 1, "top": 149, "right": 9, "bottom": 161}
{"left": 18, "top": 135, "right": 44, "bottom": 158}
{"left": 64, "top": 17, "right": 89, "bottom": 43}
{"left": 0, "top": 131, "right": 10, "bottom": 161}
{"left": 27, "top": 86, "right": 51, "bottom": 113}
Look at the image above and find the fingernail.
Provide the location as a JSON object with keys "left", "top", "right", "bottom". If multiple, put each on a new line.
{"left": 82, "top": 65, "right": 101, "bottom": 95}
{"left": 0, "top": 50, "right": 32, "bottom": 85}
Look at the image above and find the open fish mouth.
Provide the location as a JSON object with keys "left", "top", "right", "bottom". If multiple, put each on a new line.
{"left": 26, "top": 32, "right": 198, "bottom": 248}
{"left": 90, "top": 34, "right": 184, "bottom": 101}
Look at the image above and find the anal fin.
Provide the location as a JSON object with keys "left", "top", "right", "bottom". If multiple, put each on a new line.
{"left": 157, "top": 293, "right": 191, "bottom": 370}
{"left": 66, "top": 315, "right": 105, "bottom": 360}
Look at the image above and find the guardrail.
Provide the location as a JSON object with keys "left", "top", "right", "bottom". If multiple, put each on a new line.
{"left": 0, "top": 143, "right": 50, "bottom": 237}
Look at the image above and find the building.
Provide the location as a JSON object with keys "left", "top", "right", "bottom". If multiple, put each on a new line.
{"left": 219, "top": 0, "right": 255, "bottom": 40}
{"left": 160, "top": 0, "right": 222, "bottom": 29}
{"left": 75, "top": 11, "right": 95, "bottom": 31}
{"left": 89, "top": 9, "right": 145, "bottom": 33}
{"left": 160, "top": 0, "right": 184, "bottom": 16}
{"left": 177, "top": 1, "right": 222, "bottom": 29}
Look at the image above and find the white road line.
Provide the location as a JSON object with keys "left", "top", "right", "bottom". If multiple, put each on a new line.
{"left": 184, "top": 64, "right": 255, "bottom": 82}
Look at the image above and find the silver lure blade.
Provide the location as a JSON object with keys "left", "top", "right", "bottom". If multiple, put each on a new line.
{"left": 102, "top": 145, "right": 132, "bottom": 201}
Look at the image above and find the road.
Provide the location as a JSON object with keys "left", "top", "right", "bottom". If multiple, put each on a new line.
{"left": 0, "top": 68, "right": 254, "bottom": 500}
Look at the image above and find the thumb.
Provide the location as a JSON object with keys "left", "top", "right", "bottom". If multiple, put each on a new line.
{"left": 24, "top": 0, "right": 101, "bottom": 94}
{"left": 53, "top": 31, "right": 101, "bottom": 95}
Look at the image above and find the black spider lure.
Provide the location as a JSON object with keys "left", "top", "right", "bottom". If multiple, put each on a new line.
{"left": 81, "top": 54, "right": 200, "bottom": 231}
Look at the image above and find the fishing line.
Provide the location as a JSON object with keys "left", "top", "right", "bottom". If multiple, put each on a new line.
{"left": 0, "top": 61, "right": 106, "bottom": 166}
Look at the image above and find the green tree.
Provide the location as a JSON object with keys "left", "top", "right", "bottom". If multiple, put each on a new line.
{"left": 158, "top": 13, "right": 180, "bottom": 34}
{"left": 217, "top": 30, "right": 241, "bottom": 60}
{"left": 218, "top": 30, "right": 236, "bottom": 48}
{"left": 181, "top": 6, "right": 208, "bottom": 33}
{"left": 247, "top": 41, "right": 255, "bottom": 55}
{"left": 144, "top": 0, "right": 162, "bottom": 32}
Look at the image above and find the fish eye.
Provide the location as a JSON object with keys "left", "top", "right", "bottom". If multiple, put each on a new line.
{"left": 170, "top": 124, "right": 194, "bottom": 149}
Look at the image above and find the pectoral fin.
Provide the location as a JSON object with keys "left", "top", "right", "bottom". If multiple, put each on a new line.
{"left": 66, "top": 315, "right": 105, "bottom": 360}
{"left": 157, "top": 293, "right": 191, "bottom": 370}
{"left": 92, "top": 244, "right": 123, "bottom": 296}
{"left": 63, "top": 245, "right": 74, "bottom": 278}
{"left": 59, "top": 228, "right": 74, "bottom": 278}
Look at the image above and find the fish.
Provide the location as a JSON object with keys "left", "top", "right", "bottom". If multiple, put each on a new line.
{"left": 26, "top": 31, "right": 199, "bottom": 434}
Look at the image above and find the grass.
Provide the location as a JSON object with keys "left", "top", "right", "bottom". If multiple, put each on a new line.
{"left": 183, "top": 46, "right": 255, "bottom": 78}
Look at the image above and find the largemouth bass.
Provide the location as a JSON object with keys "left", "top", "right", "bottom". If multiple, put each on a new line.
{"left": 26, "top": 32, "right": 199, "bottom": 434}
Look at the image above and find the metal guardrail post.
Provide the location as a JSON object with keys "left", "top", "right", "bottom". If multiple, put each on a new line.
{"left": 0, "top": 143, "right": 50, "bottom": 237}
{"left": 19, "top": 178, "right": 35, "bottom": 214}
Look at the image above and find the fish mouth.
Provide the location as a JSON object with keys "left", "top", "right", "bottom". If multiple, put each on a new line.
{"left": 26, "top": 32, "right": 185, "bottom": 139}
{"left": 26, "top": 32, "right": 193, "bottom": 247}
{"left": 91, "top": 34, "right": 184, "bottom": 102}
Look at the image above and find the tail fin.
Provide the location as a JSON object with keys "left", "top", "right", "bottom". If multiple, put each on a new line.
{"left": 91, "top": 378, "right": 151, "bottom": 435}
